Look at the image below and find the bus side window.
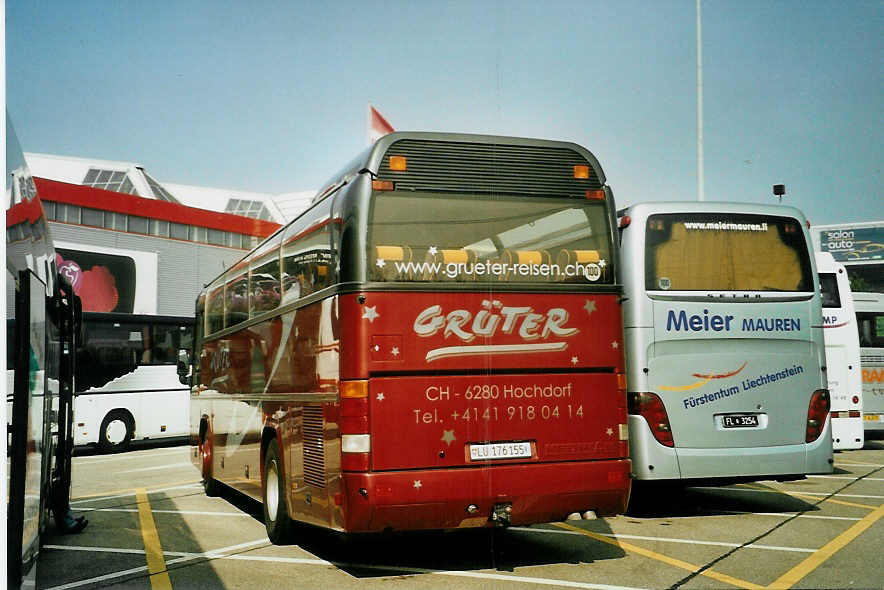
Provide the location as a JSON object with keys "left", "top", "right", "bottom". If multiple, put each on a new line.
{"left": 282, "top": 219, "right": 333, "bottom": 300}
{"left": 207, "top": 285, "right": 224, "bottom": 334}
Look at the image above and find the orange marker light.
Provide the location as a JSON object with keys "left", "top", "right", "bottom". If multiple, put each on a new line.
{"left": 573, "top": 165, "right": 590, "bottom": 179}
{"left": 585, "top": 190, "right": 605, "bottom": 200}
{"left": 389, "top": 156, "right": 407, "bottom": 171}
{"left": 372, "top": 180, "right": 394, "bottom": 191}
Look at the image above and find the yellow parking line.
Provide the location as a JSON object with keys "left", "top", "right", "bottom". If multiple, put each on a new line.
{"left": 553, "top": 522, "right": 763, "bottom": 589}
{"left": 136, "top": 488, "right": 173, "bottom": 590}
{"left": 739, "top": 483, "right": 878, "bottom": 511}
{"left": 767, "top": 502, "right": 884, "bottom": 589}
{"left": 72, "top": 479, "right": 201, "bottom": 501}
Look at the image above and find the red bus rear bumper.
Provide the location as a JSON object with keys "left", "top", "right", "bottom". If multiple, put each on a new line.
{"left": 340, "top": 459, "right": 631, "bottom": 532}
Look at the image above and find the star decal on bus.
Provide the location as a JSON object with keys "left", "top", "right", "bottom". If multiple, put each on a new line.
{"left": 584, "top": 300, "right": 597, "bottom": 315}
{"left": 571, "top": 356, "right": 579, "bottom": 365}
{"left": 362, "top": 306, "right": 379, "bottom": 322}
{"left": 413, "top": 480, "right": 422, "bottom": 489}
{"left": 599, "top": 259, "right": 607, "bottom": 267}
{"left": 441, "top": 429, "right": 456, "bottom": 446}
{"left": 376, "top": 258, "right": 386, "bottom": 268}
{"left": 376, "top": 392, "right": 385, "bottom": 402}
{"left": 428, "top": 246, "right": 438, "bottom": 255}
{"left": 391, "top": 347, "right": 400, "bottom": 356}
{"left": 611, "top": 340, "right": 619, "bottom": 349}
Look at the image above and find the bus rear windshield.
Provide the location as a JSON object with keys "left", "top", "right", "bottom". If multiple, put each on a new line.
{"left": 644, "top": 213, "right": 813, "bottom": 292}
{"left": 367, "top": 191, "right": 613, "bottom": 284}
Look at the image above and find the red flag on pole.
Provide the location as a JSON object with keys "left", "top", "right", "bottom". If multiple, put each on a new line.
{"left": 367, "top": 104, "right": 394, "bottom": 144}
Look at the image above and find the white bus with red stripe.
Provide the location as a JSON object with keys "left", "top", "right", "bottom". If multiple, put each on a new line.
{"left": 816, "top": 252, "right": 863, "bottom": 449}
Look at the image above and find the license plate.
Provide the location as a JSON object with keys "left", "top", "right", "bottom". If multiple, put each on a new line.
{"left": 864, "top": 414, "right": 881, "bottom": 422}
{"left": 722, "top": 415, "right": 759, "bottom": 428}
{"left": 469, "top": 441, "right": 532, "bottom": 461}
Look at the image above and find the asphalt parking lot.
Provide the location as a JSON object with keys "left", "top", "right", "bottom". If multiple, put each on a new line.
{"left": 33, "top": 437, "right": 884, "bottom": 590}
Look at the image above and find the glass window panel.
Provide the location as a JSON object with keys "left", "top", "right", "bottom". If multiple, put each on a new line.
{"left": 149, "top": 219, "right": 169, "bottom": 237}
{"left": 128, "top": 215, "right": 148, "bottom": 234}
{"left": 81, "top": 208, "right": 104, "bottom": 227}
{"left": 819, "top": 273, "right": 841, "bottom": 308}
{"left": 83, "top": 169, "right": 100, "bottom": 184}
{"left": 225, "top": 273, "right": 249, "bottom": 327}
{"left": 43, "top": 201, "right": 56, "bottom": 220}
{"left": 207, "top": 228, "right": 225, "bottom": 245}
{"left": 96, "top": 170, "right": 113, "bottom": 183}
{"left": 366, "top": 192, "right": 613, "bottom": 284}
{"left": 644, "top": 213, "right": 813, "bottom": 292}
{"left": 282, "top": 218, "right": 332, "bottom": 300}
{"left": 110, "top": 171, "right": 125, "bottom": 182}
{"left": 170, "top": 222, "right": 189, "bottom": 240}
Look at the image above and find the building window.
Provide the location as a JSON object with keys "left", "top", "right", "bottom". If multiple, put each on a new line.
{"left": 143, "top": 171, "right": 180, "bottom": 203}
{"left": 149, "top": 219, "right": 169, "bottom": 237}
{"left": 225, "top": 198, "right": 272, "bottom": 221}
{"left": 82, "top": 168, "right": 140, "bottom": 195}
{"left": 170, "top": 222, "right": 189, "bottom": 240}
{"left": 82, "top": 208, "right": 104, "bottom": 227}
{"left": 128, "top": 216, "right": 149, "bottom": 234}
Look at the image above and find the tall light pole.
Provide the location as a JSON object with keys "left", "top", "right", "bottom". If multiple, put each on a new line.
{"left": 696, "top": 0, "right": 705, "bottom": 202}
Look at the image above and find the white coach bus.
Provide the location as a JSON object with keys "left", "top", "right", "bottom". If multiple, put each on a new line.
{"left": 855, "top": 292, "right": 884, "bottom": 435}
{"left": 618, "top": 202, "right": 833, "bottom": 485}
{"left": 74, "top": 313, "right": 193, "bottom": 452}
{"left": 816, "top": 252, "right": 863, "bottom": 449}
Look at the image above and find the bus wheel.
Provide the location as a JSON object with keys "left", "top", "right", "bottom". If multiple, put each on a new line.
{"left": 199, "top": 422, "right": 220, "bottom": 497}
{"left": 98, "top": 410, "right": 133, "bottom": 453}
{"left": 263, "top": 439, "right": 294, "bottom": 544}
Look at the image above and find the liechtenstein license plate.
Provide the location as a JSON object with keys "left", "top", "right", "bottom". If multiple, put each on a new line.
{"left": 469, "top": 441, "right": 532, "bottom": 461}
{"left": 722, "top": 414, "right": 760, "bottom": 428}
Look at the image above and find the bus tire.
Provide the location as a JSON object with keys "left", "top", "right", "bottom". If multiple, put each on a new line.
{"left": 263, "top": 439, "right": 294, "bottom": 544}
{"left": 98, "top": 410, "right": 133, "bottom": 453}
{"left": 199, "top": 420, "right": 220, "bottom": 497}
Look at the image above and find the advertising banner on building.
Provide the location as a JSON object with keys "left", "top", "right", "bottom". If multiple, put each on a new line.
{"left": 54, "top": 241, "right": 158, "bottom": 314}
{"left": 818, "top": 226, "right": 884, "bottom": 263}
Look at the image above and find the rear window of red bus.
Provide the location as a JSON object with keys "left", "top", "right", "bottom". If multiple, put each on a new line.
{"left": 644, "top": 213, "right": 814, "bottom": 292}
{"left": 366, "top": 191, "right": 614, "bottom": 285}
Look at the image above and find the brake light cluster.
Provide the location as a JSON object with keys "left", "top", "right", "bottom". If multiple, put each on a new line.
{"left": 806, "top": 389, "right": 830, "bottom": 443}
{"left": 341, "top": 380, "right": 370, "bottom": 471}
{"left": 627, "top": 392, "right": 673, "bottom": 447}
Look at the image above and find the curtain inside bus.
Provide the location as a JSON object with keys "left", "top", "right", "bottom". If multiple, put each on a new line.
{"left": 645, "top": 214, "right": 813, "bottom": 292}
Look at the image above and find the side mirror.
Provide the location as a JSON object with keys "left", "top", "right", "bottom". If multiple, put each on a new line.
{"left": 177, "top": 349, "right": 191, "bottom": 385}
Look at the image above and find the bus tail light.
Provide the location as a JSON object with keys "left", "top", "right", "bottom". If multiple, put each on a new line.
{"left": 627, "top": 392, "right": 673, "bottom": 447}
{"left": 585, "top": 190, "right": 605, "bottom": 200}
{"left": 341, "top": 380, "right": 370, "bottom": 471}
{"left": 806, "top": 389, "right": 830, "bottom": 443}
{"left": 848, "top": 410, "right": 861, "bottom": 418}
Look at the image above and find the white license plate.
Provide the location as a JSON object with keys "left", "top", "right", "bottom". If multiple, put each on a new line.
{"left": 469, "top": 441, "right": 532, "bottom": 461}
{"left": 722, "top": 414, "right": 759, "bottom": 428}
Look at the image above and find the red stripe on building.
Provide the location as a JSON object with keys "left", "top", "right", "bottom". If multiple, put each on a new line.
{"left": 33, "top": 177, "right": 281, "bottom": 238}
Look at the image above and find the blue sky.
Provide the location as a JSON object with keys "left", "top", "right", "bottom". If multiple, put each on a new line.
{"left": 6, "top": 1, "right": 882, "bottom": 224}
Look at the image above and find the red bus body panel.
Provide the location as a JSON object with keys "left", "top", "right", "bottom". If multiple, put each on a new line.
{"left": 195, "top": 291, "right": 630, "bottom": 532}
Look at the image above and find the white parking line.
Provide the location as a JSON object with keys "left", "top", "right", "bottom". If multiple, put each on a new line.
{"left": 512, "top": 527, "right": 816, "bottom": 553}
{"left": 74, "top": 448, "right": 187, "bottom": 464}
{"left": 117, "top": 462, "right": 194, "bottom": 474}
{"left": 716, "top": 510, "right": 862, "bottom": 521}
{"left": 70, "top": 483, "right": 202, "bottom": 505}
{"left": 808, "top": 475, "right": 884, "bottom": 482}
{"left": 693, "top": 486, "right": 884, "bottom": 500}
{"left": 81, "top": 508, "right": 251, "bottom": 517}
{"left": 44, "top": 542, "right": 650, "bottom": 590}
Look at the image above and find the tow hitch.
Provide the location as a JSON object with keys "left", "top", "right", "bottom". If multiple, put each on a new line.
{"left": 490, "top": 502, "right": 513, "bottom": 526}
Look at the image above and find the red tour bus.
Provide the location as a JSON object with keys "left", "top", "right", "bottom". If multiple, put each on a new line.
{"left": 187, "top": 132, "right": 630, "bottom": 542}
